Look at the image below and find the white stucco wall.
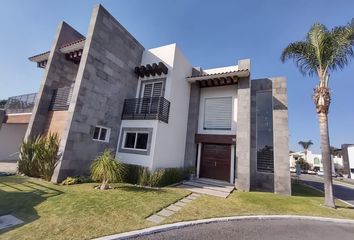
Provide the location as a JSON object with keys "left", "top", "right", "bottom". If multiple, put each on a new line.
{"left": 348, "top": 146, "right": 354, "bottom": 171}
{"left": 0, "top": 123, "right": 28, "bottom": 161}
{"left": 135, "top": 44, "right": 176, "bottom": 100}
{"left": 117, "top": 43, "right": 192, "bottom": 170}
{"left": 203, "top": 65, "right": 238, "bottom": 74}
{"left": 116, "top": 120, "right": 158, "bottom": 169}
{"left": 198, "top": 85, "right": 238, "bottom": 135}
{"left": 152, "top": 44, "right": 192, "bottom": 170}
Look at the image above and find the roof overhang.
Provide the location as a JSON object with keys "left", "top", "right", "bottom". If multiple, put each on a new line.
{"left": 186, "top": 69, "right": 250, "bottom": 87}
{"left": 28, "top": 38, "right": 86, "bottom": 68}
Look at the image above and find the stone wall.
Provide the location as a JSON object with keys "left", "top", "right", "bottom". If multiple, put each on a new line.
{"left": 25, "top": 22, "right": 83, "bottom": 138}
{"left": 272, "top": 77, "right": 291, "bottom": 195}
{"left": 184, "top": 82, "right": 200, "bottom": 168}
{"left": 235, "top": 59, "right": 251, "bottom": 191}
{"left": 51, "top": 5, "right": 144, "bottom": 182}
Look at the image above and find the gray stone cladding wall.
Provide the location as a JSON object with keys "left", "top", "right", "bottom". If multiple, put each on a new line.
{"left": 52, "top": 5, "right": 144, "bottom": 182}
{"left": 26, "top": 22, "right": 83, "bottom": 138}
{"left": 272, "top": 77, "right": 291, "bottom": 195}
{"left": 250, "top": 77, "right": 291, "bottom": 195}
{"left": 184, "top": 82, "right": 201, "bottom": 168}
{"left": 235, "top": 76, "right": 251, "bottom": 191}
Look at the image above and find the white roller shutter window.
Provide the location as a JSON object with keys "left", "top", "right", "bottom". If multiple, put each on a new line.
{"left": 204, "top": 97, "right": 232, "bottom": 130}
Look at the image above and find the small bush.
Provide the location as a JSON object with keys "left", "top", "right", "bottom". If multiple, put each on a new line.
{"left": 61, "top": 176, "right": 92, "bottom": 185}
{"left": 18, "top": 133, "right": 60, "bottom": 181}
{"left": 91, "top": 149, "right": 126, "bottom": 190}
{"left": 122, "top": 164, "right": 189, "bottom": 187}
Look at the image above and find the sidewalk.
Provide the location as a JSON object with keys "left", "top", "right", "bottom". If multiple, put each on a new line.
{"left": 0, "top": 161, "right": 17, "bottom": 173}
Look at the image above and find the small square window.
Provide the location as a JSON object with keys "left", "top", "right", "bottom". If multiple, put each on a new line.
{"left": 124, "top": 133, "right": 136, "bottom": 149}
{"left": 92, "top": 126, "right": 110, "bottom": 142}
{"left": 136, "top": 133, "right": 148, "bottom": 150}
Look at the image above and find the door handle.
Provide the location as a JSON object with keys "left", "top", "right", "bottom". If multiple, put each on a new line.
{"left": 214, "top": 162, "right": 217, "bottom": 167}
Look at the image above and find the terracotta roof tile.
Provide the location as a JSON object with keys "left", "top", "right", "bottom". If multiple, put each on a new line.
{"left": 186, "top": 69, "right": 249, "bottom": 79}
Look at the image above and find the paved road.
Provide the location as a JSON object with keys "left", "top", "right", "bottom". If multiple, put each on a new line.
{"left": 300, "top": 174, "right": 354, "bottom": 206}
{"left": 131, "top": 219, "right": 354, "bottom": 240}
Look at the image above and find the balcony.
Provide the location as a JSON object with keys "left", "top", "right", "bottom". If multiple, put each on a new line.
{"left": 4, "top": 93, "right": 37, "bottom": 114}
{"left": 121, "top": 97, "right": 170, "bottom": 123}
{"left": 49, "top": 85, "right": 74, "bottom": 111}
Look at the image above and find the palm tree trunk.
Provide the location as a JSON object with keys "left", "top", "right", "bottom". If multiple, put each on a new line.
{"left": 318, "top": 112, "right": 335, "bottom": 208}
{"left": 100, "top": 179, "right": 108, "bottom": 190}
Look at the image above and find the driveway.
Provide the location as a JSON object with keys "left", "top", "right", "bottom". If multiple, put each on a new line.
{"left": 131, "top": 219, "right": 354, "bottom": 240}
{"left": 299, "top": 174, "right": 354, "bottom": 206}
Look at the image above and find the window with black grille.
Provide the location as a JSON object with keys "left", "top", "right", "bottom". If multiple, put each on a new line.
{"left": 256, "top": 91, "right": 274, "bottom": 172}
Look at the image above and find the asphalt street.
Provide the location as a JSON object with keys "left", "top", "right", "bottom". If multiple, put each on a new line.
{"left": 299, "top": 174, "right": 354, "bottom": 206}
{"left": 131, "top": 219, "right": 354, "bottom": 240}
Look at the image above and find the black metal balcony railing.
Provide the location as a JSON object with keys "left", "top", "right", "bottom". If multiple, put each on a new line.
{"left": 49, "top": 85, "right": 74, "bottom": 111}
{"left": 122, "top": 97, "right": 170, "bottom": 123}
{"left": 4, "top": 93, "right": 37, "bottom": 114}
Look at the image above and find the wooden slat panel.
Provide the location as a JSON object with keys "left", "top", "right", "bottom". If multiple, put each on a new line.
{"left": 4, "top": 114, "right": 32, "bottom": 124}
{"left": 43, "top": 111, "right": 68, "bottom": 138}
{"left": 195, "top": 134, "right": 236, "bottom": 144}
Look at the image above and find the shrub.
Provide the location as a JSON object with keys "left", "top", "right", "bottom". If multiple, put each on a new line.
{"left": 90, "top": 149, "right": 126, "bottom": 190}
{"left": 61, "top": 176, "right": 92, "bottom": 185}
{"left": 18, "top": 133, "right": 60, "bottom": 180}
{"left": 18, "top": 136, "right": 40, "bottom": 177}
{"left": 122, "top": 164, "right": 189, "bottom": 187}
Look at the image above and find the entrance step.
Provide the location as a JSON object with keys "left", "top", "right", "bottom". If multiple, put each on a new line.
{"left": 195, "top": 178, "right": 234, "bottom": 189}
{"left": 182, "top": 180, "right": 234, "bottom": 193}
{"left": 177, "top": 184, "right": 231, "bottom": 198}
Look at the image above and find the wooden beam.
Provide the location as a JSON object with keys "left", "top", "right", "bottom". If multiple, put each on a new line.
{"left": 195, "top": 134, "right": 236, "bottom": 144}
{"left": 159, "top": 62, "right": 168, "bottom": 74}
{"left": 146, "top": 64, "right": 155, "bottom": 76}
{"left": 154, "top": 63, "right": 162, "bottom": 75}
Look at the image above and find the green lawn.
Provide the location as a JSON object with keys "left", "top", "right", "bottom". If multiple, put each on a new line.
{"left": 0, "top": 176, "right": 189, "bottom": 240}
{"left": 1, "top": 176, "right": 354, "bottom": 240}
{"left": 167, "top": 182, "right": 354, "bottom": 223}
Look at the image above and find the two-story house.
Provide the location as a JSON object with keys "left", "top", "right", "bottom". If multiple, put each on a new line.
{"left": 0, "top": 4, "right": 290, "bottom": 194}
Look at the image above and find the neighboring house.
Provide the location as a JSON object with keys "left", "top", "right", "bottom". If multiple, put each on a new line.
{"left": 342, "top": 144, "right": 354, "bottom": 179}
{"left": 0, "top": 5, "right": 290, "bottom": 194}
{"left": 289, "top": 150, "right": 342, "bottom": 172}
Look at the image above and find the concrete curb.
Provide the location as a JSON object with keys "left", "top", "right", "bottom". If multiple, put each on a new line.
{"left": 93, "top": 215, "right": 354, "bottom": 240}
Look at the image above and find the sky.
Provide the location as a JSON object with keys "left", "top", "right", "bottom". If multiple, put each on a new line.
{"left": 0, "top": 0, "right": 353, "bottom": 153}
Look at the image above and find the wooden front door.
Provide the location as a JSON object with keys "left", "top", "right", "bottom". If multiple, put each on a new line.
{"left": 200, "top": 144, "right": 231, "bottom": 182}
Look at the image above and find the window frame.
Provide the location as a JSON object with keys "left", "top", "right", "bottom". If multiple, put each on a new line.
{"left": 122, "top": 131, "right": 149, "bottom": 151}
{"left": 92, "top": 125, "right": 111, "bottom": 143}
{"left": 118, "top": 127, "right": 153, "bottom": 156}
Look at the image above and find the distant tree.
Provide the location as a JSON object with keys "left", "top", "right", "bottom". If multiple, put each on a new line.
{"left": 296, "top": 158, "right": 311, "bottom": 171}
{"left": 330, "top": 146, "right": 342, "bottom": 158}
{"left": 298, "top": 140, "right": 314, "bottom": 162}
{"left": 0, "top": 99, "right": 7, "bottom": 109}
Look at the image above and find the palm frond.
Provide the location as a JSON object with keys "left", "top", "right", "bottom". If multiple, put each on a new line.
{"left": 325, "top": 26, "right": 354, "bottom": 72}
{"left": 281, "top": 41, "right": 318, "bottom": 76}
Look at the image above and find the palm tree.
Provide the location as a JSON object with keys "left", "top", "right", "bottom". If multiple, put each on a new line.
{"left": 281, "top": 22, "right": 354, "bottom": 208}
{"left": 298, "top": 140, "right": 313, "bottom": 162}
{"left": 90, "top": 149, "right": 125, "bottom": 190}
